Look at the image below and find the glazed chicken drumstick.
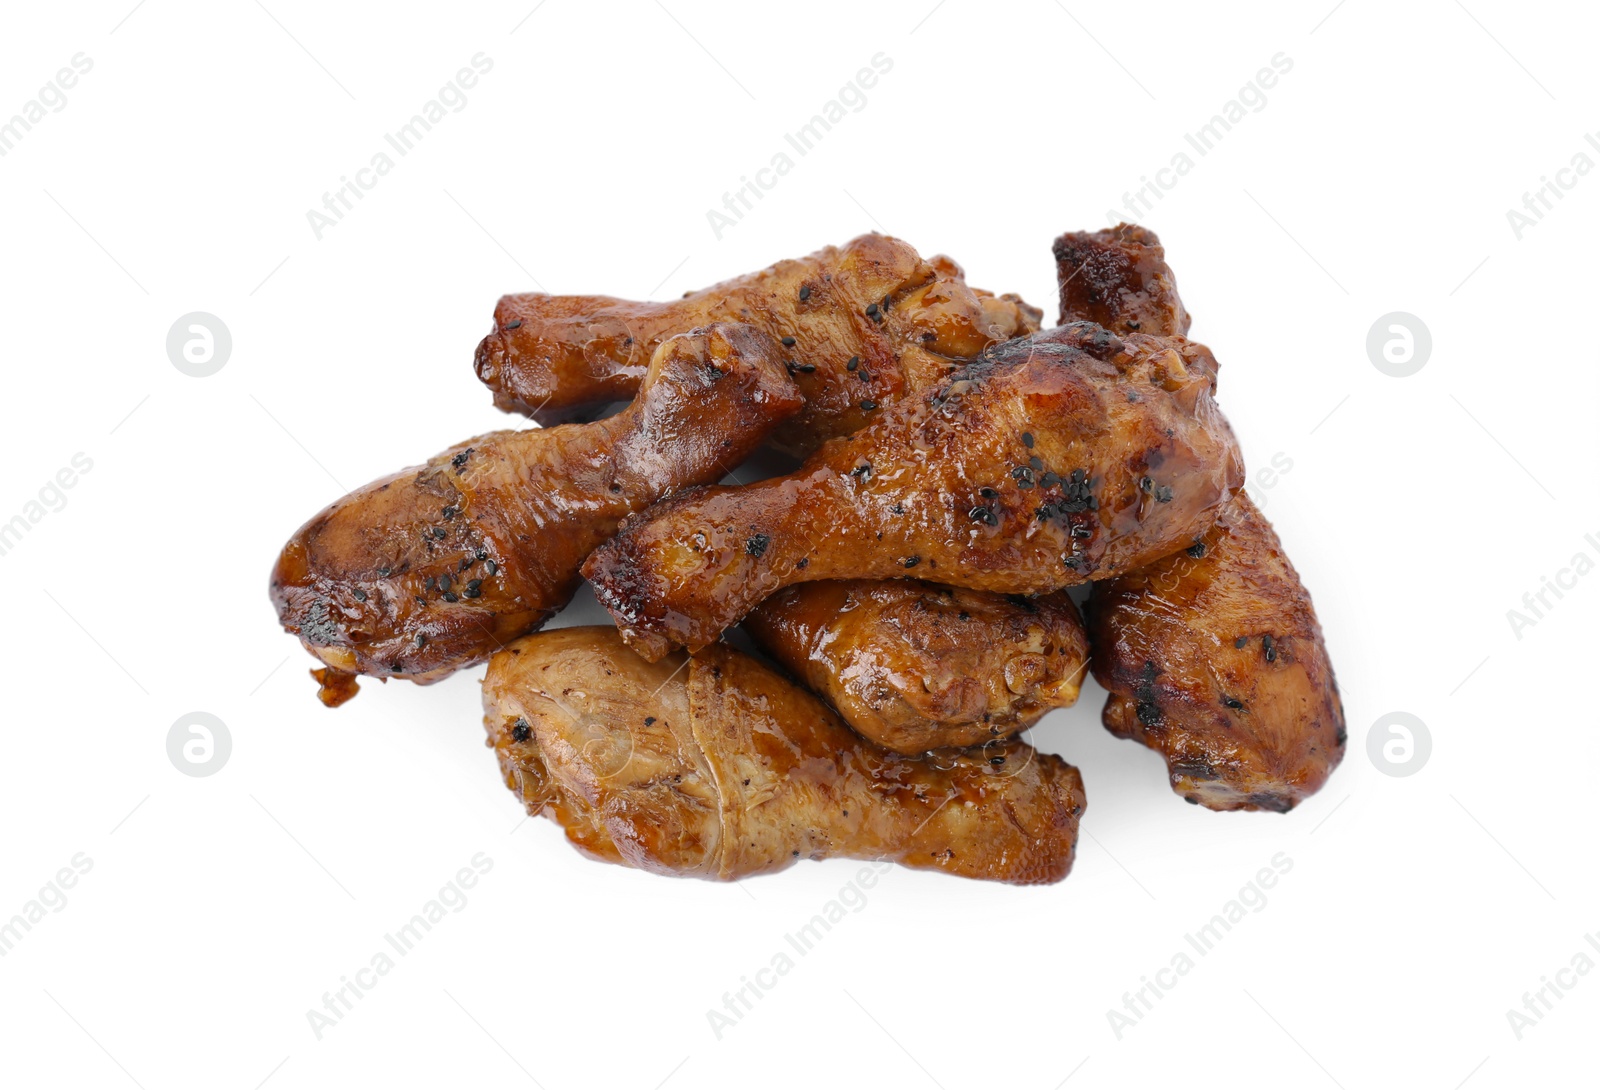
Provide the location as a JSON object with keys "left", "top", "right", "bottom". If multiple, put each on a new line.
{"left": 743, "top": 581, "right": 1090, "bottom": 755}
{"left": 270, "top": 324, "right": 800, "bottom": 705}
{"left": 484, "top": 627, "right": 1086, "bottom": 884}
{"left": 474, "top": 233, "right": 1041, "bottom": 454}
{"left": 584, "top": 322, "right": 1245, "bottom": 661}
{"left": 1088, "top": 493, "right": 1344, "bottom": 810}
{"left": 482, "top": 231, "right": 1089, "bottom": 748}
{"left": 1059, "top": 225, "right": 1345, "bottom": 811}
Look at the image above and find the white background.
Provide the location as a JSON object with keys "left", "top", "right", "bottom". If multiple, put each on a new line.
{"left": 1, "top": 1, "right": 1595, "bottom": 1087}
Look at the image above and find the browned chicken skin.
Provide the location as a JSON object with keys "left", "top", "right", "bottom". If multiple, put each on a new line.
{"left": 481, "top": 233, "right": 1093, "bottom": 751}
{"left": 1087, "top": 494, "right": 1345, "bottom": 811}
{"left": 744, "top": 581, "right": 1089, "bottom": 754}
{"left": 474, "top": 233, "right": 1041, "bottom": 454}
{"left": 1063, "top": 225, "right": 1345, "bottom": 811}
{"left": 583, "top": 323, "right": 1245, "bottom": 661}
{"left": 1053, "top": 224, "right": 1192, "bottom": 337}
{"left": 484, "top": 627, "right": 1086, "bottom": 884}
{"left": 270, "top": 324, "right": 800, "bottom": 704}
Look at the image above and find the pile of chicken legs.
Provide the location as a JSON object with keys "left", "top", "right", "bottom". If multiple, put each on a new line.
{"left": 270, "top": 226, "right": 1344, "bottom": 886}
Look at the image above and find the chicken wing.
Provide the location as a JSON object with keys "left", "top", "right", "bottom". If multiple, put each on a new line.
{"left": 484, "top": 627, "right": 1086, "bottom": 884}
{"left": 270, "top": 324, "right": 800, "bottom": 704}
{"left": 743, "top": 581, "right": 1089, "bottom": 754}
{"left": 583, "top": 323, "right": 1245, "bottom": 661}
{"left": 473, "top": 233, "right": 1041, "bottom": 454}
{"left": 1060, "top": 224, "right": 1345, "bottom": 810}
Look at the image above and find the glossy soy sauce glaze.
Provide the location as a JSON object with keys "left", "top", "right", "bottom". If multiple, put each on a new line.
{"left": 270, "top": 324, "right": 800, "bottom": 704}
{"left": 1062, "top": 225, "right": 1345, "bottom": 811}
{"left": 474, "top": 233, "right": 1040, "bottom": 455}
{"left": 483, "top": 627, "right": 1085, "bottom": 884}
{"left": 744, "top": 579, "right": 1089, "bottom": 754}
{"left": 584, "top": 322, "right": 1245, "bottom": 661}
{"left": 1087, "top": 493, "right": 1345, "bottom": 811}
{"left": 1053, "top": 223, "right": 1192, "bottom": 337}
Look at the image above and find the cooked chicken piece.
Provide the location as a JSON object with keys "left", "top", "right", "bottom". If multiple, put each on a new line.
{"left": 583, "top": 323, "right": 1245, "bottom": 661}
{"left": 1086, "top": 493, "right": 1345, "bottom": 811}
{"left": 1060, "top": 224, "right": 1345, "bottom": 811}
{"left": 1053, "top": 224, "right": 1191, "bottom": 336}
{"left": 473, "top": 233, "right": 1041, "bottom": 454}
{"left": 484, "top": 627, "right": 1086, "bottom": 884}
{"left": 270, "top": 324, "right": 800, "bottom": 705}
{"left": 744, "top": 581, "right": 1089, "bottom": 754}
